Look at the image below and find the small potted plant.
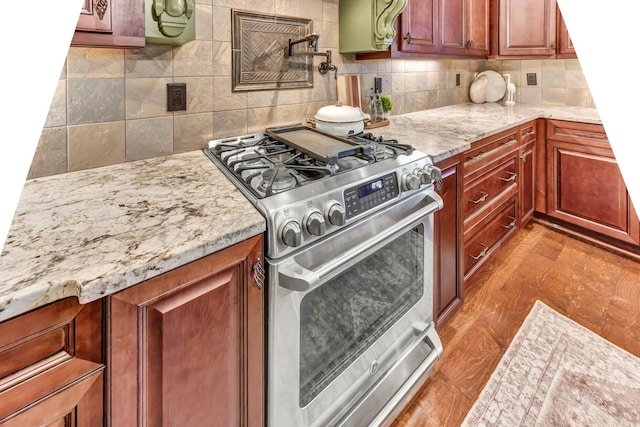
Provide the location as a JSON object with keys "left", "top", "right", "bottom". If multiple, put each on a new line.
{"left": 380, "top": 95, "right": 393, "bottom": 119}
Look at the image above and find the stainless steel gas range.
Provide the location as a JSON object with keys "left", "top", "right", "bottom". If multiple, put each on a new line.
{"left": 204, "top": 124, "right": 444, "bottom": 427}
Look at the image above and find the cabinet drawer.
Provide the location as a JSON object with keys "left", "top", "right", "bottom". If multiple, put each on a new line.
{"left": 464, "top": 128, "right": 519, "bottom": 182}
{"left": 463, "top": 155, "right": 518, "bottom": 220}
{"left": 464, "top": 196, "right": 518, "bottom": 279}
{"left": 547, "top": 120, "right": 609, "bottom": 149}
{"left": 0, "top": 298, "right": 104, "bottom": 424}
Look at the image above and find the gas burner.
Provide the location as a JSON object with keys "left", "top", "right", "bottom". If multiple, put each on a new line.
{"left": 259, "top": 167, "right": 298, "bottom": 195}
{"left": 204, "top": 127, "right": 417, "bottom": 200}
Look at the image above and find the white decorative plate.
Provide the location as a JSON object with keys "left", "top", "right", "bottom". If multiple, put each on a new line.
{"left": 476, "top": 70, "right": 506, "bottom": 103}
{"left": 469, "top": 74, "right": 488, "bottom": 104}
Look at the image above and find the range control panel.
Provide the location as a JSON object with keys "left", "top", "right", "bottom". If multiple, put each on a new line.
{"left": 344, "top": 173, "right": 399, "bottom": 220}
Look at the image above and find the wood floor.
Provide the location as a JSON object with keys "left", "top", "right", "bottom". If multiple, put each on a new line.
{"left": 392, "top": 221, "right": 640, "bottom": 427}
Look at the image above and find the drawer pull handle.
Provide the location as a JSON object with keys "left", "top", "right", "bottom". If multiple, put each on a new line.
{"left": 469, "top": 191, "right": 488, "bottom": 204}
{"left": 523, "top": 130, "right": 535, "bottom": 137}
{"left": 502, "top": 216, "right": 517, "bottom": 229}
{"left": 499, "top": 172, "right": 518, "bottom": 182}
{"left": 253, "top": 258, "right": 265, "bottom": 290}
{"left": 501, "top": 138, "right": 518, "bottom": 146}
{"left": 520, "top": 153, "right": 528, "bottom": 162}
{"left": 470, "top": 243, "right": 489, "bottom": 260}
{"left": 467, "top": 151, "right": 485, "bottom": 162}
{"left": 576, "top": 132, "right": 606, "bottom": 140}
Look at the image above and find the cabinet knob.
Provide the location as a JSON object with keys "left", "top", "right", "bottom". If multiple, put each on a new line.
{"left": 465, "top": 40, "right": 474, "bottom": 49}
{"left": 404, "top": 32, "right": 412, "bottom": 44}
{"left": 551, "top": 42, "right": 556, "bottom": 49}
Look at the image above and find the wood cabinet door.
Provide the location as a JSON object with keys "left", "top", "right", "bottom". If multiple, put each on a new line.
{"left": 547, "top": 135, "right": 640, "bottom": 245}
{"left": 434, "top": 155, "right": 463, "bottom": 327}
{"left": 439, "top": 0, "right": 489, "bottom": 57}
{"left": 72, "top": 0, "right": 145, "bottom": 49}
{"left": 440, "top": 0, "right": 464, "bottom": 51}
{"left": 496, "top": 0, "right": 557, "bottom": 56}
{"left": 109, "top": 235, "right": 264, "bottom": 427}
{"left": 519, "top": 121, "right": 537, "bottom": 225}
{"left": 76, "top": 0, "right": 112, "bottom": 33}
{"left": 0, "top": 298, "right": 104, "bottom": 426}
{"left": 440, "top": 0, "right": 489, "bottom": 56}
{"left": 556, "top": 6, "right": 576, "bottom": 57}
{"left": 465, "top": 0, "right": 490, "bottom": 55}
{"left": 398, "top": 0, "right": 439, "bottom": 53}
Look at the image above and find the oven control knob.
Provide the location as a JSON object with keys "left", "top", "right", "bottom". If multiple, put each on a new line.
{"left": 414, "top": 168, "right": 431, "bottom": 185}
{"left": 305, "top": 211, "right": 326, "bottom": 236}
{"left": 280, "top": 220, "right": 302, "bottom": 247}
{"left": 423, "top": 164, "right": 442, "bottom": 183}
{"left": 327, "top": 203, "right": 346, "bottom": 226}
{"left": 401, "top": 172, "right": 421, "bottom": 191}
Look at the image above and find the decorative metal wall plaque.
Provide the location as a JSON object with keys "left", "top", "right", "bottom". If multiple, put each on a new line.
{"left": 232, "top": 10, "right": 313, "bottom": 92}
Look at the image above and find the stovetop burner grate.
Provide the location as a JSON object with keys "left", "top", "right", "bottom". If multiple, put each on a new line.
{"left": 205, "top": 125, "right": 415, "bottom": 199}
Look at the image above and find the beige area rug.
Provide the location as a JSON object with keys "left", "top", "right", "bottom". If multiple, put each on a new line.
{"left": 461, "top": 300, "right": 640, "bottom": 426}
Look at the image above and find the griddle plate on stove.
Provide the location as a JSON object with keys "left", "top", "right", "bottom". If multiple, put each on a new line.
{"left": 266, "top": 124, "right": 373, "bottom": 165}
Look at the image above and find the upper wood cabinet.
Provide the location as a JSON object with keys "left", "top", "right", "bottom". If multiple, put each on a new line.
{"left": 72, "top": 0, "right": 145, "bottom": 49}
{"left": 355, "top": 0, "right": 489, "bottom": 59}
{"left": 490, "top": 0, "right": 557, "bottom": 58}
{"left": 489, "top": 0, "right": 576, "bottom": 59}
{"left": 440, "top": 0, "right": 489, "bottom": 57}
{"left": 109, "top": 235, "right": 265, "bottom": 426}
{"left": 556, "top": 7, "right": 576, "bottom": 57}
{"left": 397, "top": 0, "right": 439, "bottom": 54}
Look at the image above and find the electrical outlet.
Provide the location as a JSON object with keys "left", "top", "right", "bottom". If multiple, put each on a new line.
{"left": 526, "top": 73, "right": 537, "bottom": 86}
{"left": 374, "top": 77, "right": 382, "bottom": 94}
{"left": 456, "top": 73, "right": 461, "bottom": 87}
{"left": 167, "top": 83, "right": 187, "bottom": 111}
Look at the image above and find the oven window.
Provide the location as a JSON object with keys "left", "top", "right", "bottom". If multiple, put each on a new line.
{"left": 299, "top": 225, "right": 424, "bottom": 407}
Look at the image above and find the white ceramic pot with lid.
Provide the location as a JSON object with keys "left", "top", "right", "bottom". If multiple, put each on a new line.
{"left": 314, "top": 102, "right": 368, "bottom": 136}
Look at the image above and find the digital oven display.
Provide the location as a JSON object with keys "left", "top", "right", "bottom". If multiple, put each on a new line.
{"left": 344, "top": 173, "right": 399, "bottom": 220}
{"left": 357, "top": 179, "right": 384, "bottom": 198}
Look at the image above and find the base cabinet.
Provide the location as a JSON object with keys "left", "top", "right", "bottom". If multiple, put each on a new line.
{"left": 519, "top": 121, "right": 537, "bottom": 224}
{"left": 109, "top": 235, "right": 264, "bottom": 426}
{"left": 0, "top": 298, "right": 105, "bottom": 426}
{"left": 461, "top": 121, "right": 537, "bottom": 285}
{"left": 545, "top": 120, "right": 640, "bottom": 246}
{"left": 434, "top": 155, "right": 463, "bottom": 327}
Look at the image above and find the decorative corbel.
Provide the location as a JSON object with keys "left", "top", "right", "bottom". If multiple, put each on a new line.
{"left": 374, "top": 0, "right": 408, "bottom": 50}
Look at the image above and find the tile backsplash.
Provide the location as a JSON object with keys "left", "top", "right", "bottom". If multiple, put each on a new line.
{"left": 29, "top": 0, "right": 595, "bottom": 179}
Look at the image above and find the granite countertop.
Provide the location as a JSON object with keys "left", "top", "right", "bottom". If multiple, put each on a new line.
{"left": 370, "top": 103, "right": 601, "bottom": 162}
{"left": 0, "top": 103, "right": 601, "bottom": 323}
{"left": 0, "top": 151, "right": 265, "bottom": 323}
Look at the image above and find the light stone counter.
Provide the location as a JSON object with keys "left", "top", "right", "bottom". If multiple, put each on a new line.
{"left": 0, "top": 103, "right": 601, "bottom": 323}
{"left": 371, "top": 103, "right": 601, "bottom": 163}
{"left": 0, "top": 151, "right": 265, "bottom": 323}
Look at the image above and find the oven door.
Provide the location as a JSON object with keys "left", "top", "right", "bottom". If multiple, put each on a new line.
{"left": 267, "top": 189, "right": 443, "bottom": 427}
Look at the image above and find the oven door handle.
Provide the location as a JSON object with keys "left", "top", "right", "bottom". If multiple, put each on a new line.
{"left": 278, "top": 193, "right": 442, "bottom": 292}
